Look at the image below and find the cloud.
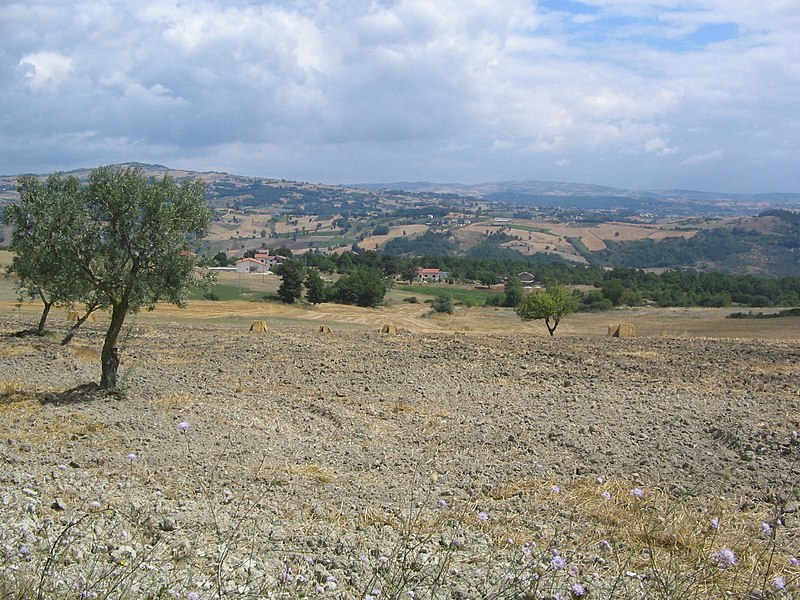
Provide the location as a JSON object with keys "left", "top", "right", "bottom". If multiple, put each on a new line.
{"left": 0, "top": 0, "right": 798, "bottom": 192}
{"left": 681, "top": 149, "right": 725, "bottom": 166}
{"left": 19, "top": 51, "right": 73, "bottom": 88}
{"left": 644, "top": 137, "right": 677, "bottom": 156}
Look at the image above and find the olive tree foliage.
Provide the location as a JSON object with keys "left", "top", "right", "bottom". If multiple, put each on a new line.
{"left": 4, "top": 174, "right": 100, "bottom": 336}
{"left": 514, "top": 285, "right": 577, "bottom": 337}
{"left": 6, "top": 166, "right": 211, "bottom": 390}
{"left": 74, "top": 166, "right": 212, "bottom": 389}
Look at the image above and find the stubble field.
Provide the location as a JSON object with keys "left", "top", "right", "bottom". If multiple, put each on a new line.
{"left": 1, "top": 289, "right": 799, "bottom": 597}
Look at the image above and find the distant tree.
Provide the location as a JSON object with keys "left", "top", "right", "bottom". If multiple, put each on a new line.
{"left": 400, "top": 264, "right": 418, "bottom": 283}
{"left": 515, "top": 285, "right": 576, "bottom": 337}
{"left": 213, "top": 251, "right": 230, "bottom": 267}
{"left": 503, "top": 276, "right": 524, "bottom": 307}
{"left": 373, "top": 225, "right": 390, "bottom": 236}
{"left": 275, "top": 259, "right": 305, "bottom": 303}
{"left": 273, "top": 245, "right": 293, "bottom": 258}
{"left": 329, "top": 267, "right": 387, "bottom": 308}
{"left": 305, "top": 269, "right": 325, "bottom": 304}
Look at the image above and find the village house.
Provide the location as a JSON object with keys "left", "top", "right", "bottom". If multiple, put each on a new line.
{"left": 235, "top": 254, "right": 287, "bottom": 274}
{"left": 417, "top": 267, "right": 449, "bottom": 282}
{"left": 517, "top": 272, "right": 536, "bottom": 287}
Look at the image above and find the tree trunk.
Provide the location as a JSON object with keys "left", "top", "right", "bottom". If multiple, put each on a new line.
{"left": 61, "top": 306, "right": 97, "bottom": 346}
{"left": 36, "top": 296, "right": 53, "bottom": 335}
{"left": 545, "top": 317, "right": 558, "bottom": 337}
{"left": 100, "top": 302, "right": 127, "bottom": 389}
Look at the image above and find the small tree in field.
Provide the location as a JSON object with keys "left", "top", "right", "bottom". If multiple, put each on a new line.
{"left": 515, "top": 285, "right": 576, "bottom": 336}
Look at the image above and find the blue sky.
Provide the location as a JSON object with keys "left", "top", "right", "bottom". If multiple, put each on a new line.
{"left": 1, "top": 0, "right": 798, "bottom": 193}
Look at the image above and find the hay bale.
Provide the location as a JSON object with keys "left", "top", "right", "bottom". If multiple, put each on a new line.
{"left": 319, "top": 325, "right": 332, "bottom": 334}
{"left": 608, "top": 323, "right": 636, "bottom": 338}
{"left": 249, "top": 320, "right": 269, "bottom": 332}
{"left": 381, "top": 324, "right": 398, "bottom": 334}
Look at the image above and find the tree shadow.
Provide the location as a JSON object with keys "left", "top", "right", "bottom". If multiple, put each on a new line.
{"left": 39, "top": 383, "right": 120, "bottom": 405}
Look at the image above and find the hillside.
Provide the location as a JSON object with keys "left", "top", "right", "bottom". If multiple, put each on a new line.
{"left": 1, "top": 164, "right": 798, "bottom": 277}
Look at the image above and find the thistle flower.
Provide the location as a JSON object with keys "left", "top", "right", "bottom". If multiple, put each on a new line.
{"left": 712, "top": 548, "right": 737, "bottom": 568}
{"left": 570, "top": 582, "right": 586, "bottom": 597}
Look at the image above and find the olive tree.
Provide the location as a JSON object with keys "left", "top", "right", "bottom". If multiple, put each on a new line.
{"left": 74, "top": 166, "right": 211, "bottom": 389}
{"left": 4, "top": 174, "right": 98, "bottom": 336}
{"left": 515, "top": 285, "right": 576, "bottom": 337}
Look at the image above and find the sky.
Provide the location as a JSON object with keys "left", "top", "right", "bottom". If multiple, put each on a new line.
{"left": 1, "top": 0, "right": 799, "bottom": 193}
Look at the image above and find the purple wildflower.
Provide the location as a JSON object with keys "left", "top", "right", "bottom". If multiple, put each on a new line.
{"left": 551, "top": 484, "right": 561, "bottom": 494}
{"left": 551, "top": 555, "right": 567, "bottom": 570}
{"left": 437, "top": 499, "right": 447, "bottom": 508}
{"left": 710, "top": 517, "right": 720, "bottom": 529}
{"left": 187, "top": 593, "right": 200, "bottom": 600}
{"left": 631, "top": 487, "right": 644, "bottom": 499}
{"left": 570, "top": 582, "right": 586, "bottom": 597}
{"left": 760, "top": 522, "right": 772, "bottom": 535}
{"left": 601, "top": 490, "right": 612, "bottom": 501}
{"left": 789, "top": 556, "right": 800, "bottom": 566}
{"left": 773, "top": 576, "right": 786, "bottom": 591}
{"left": 378, "top": 555, "right": 389, "bottom": 565}
{"left": 599, "top": 539, "right": 612, "bottom": 552}
{"left": 177, "top": 421, "right": 191, "bottom": 432}
{"left": 712, "top": 548, "right": 737, "bottom": 568}
{"left": 89, "top": 501, "right": 102, "bottom": 511}
{"left": 127, "top": 453, "right": 137, "bottom": 462}
{"left": 477, "top": 511, "right": 489, "bottom": 522}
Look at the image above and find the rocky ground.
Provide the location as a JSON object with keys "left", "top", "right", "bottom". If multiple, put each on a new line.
{"left": 1, "top": 313, "right": 798, "bottom": 599}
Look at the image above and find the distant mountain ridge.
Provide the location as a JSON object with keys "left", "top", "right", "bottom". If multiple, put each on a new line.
{"left": 355, "top": 180, "right": 800, "bottom": 215}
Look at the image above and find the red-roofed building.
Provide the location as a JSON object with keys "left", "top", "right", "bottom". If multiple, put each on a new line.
{"left": 417, "top": 267, "right": 448, "bottom": 282}
{"left": 235, "top": 254, "right": 287, "bottom": 274}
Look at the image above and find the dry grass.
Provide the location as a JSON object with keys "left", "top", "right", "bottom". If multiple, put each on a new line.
{"left": 266, "top": 462, "right": 337, "bottom": 484}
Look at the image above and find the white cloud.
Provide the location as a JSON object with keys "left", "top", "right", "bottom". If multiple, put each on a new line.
{"left": 644, "top": 137, "right": 677, "bottom": 156}
{"left": 681, "top": 149, "right": 725, "bottom": 166}
{"left": 19, "top": 51, "right": 73, "bottom": 88}
{"left": 0, "top": 0, "right": 798, "bottom": 192}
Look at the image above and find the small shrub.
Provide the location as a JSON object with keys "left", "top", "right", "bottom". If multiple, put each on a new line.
{"left": 431, "top": 295, "right": 454, "bottom": 315}
{"left": 403, "top": 296, "right": 419, "bottom": 303}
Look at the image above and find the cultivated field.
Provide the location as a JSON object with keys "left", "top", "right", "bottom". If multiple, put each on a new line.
{"left": 1, "top": 293, "right": 799, "bottom": 598}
